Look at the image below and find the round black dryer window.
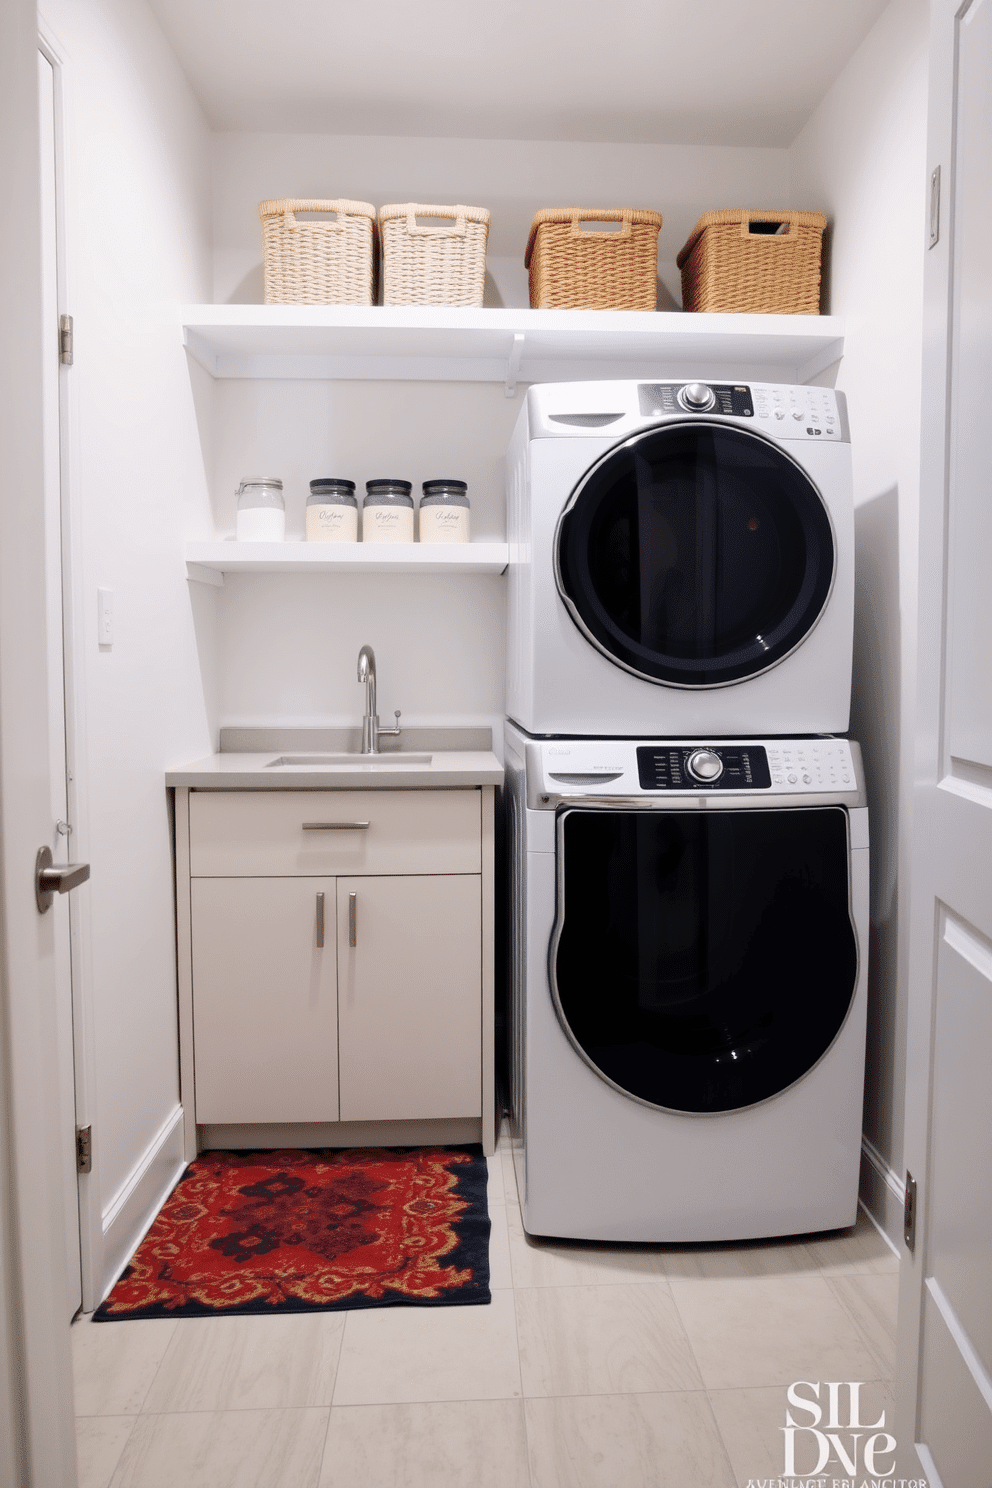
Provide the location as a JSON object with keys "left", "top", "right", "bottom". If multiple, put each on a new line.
{"left": 552, "top": 806, "right": 858, "bottom": 1114}
{"left": 555, "top": 422, "right": 835, "bottom": 687}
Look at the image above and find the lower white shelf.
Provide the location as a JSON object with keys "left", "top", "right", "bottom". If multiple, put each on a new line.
{"left": 185, "top": 541, "right": 509, "bottom": 583}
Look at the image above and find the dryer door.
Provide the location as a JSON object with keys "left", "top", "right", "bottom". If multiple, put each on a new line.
{"left": 551, "top": 806, "right": 858, "bottom": 1114}
{"left": 555, "top": 422, "right": 835, "bottom": 687}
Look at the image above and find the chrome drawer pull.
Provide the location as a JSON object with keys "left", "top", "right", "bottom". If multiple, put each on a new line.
{"left": 302, "top": 821, "right": 370, "bottom": 831}
{"left": 349, "top": 891, "right": 357, "bottom": 948}
{"left": 315, "top": 891, "right": 325, "bottom": 948}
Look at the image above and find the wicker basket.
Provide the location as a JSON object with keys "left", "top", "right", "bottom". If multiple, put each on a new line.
{"left": 259, "top": 198, "right": 378, "bottom": 305}
{"left": 677, "top": 209, "right": 828, "bottom": 314}
{"left": 378, "top": 204, "right": 490, "bottom": 307}
{"left": 525, "top": 208, "right": 663, "bottom": 311}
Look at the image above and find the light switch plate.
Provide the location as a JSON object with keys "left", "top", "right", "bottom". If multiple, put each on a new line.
{"left": 97, "top": 587, "right": 113, "bottom": 646}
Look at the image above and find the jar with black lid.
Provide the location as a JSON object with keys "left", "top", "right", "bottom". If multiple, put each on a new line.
{"left": 419, "top": 479, "right": 470, "bottom": 543}
{"left": 362, "top": 479, "right": 414, "bottom": 543}
{"left": 307, "top": 478, "right": 358, "bottom": 543}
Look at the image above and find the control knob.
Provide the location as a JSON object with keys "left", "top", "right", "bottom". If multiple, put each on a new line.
{"left": 678, "top": 381, "right": 716, "bottom": 412}
{"left": 686, "top": 748, "right": 723, "bottom": 783}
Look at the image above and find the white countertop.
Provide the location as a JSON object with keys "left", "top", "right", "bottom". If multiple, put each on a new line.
{"left": 166, "top": 749, "right": 503, "bottom": 790}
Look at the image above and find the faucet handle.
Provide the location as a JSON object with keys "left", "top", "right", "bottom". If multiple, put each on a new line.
{"left": 379, "top": 710, "right": 402, "bottom": 739}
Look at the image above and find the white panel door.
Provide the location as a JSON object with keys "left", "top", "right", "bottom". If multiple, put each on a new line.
{"left": 38, "top": 44, "right": 81, "bottom": 1322}
{"left": 337, "top": 875, "right": 482, "bottom": 1122}
{"left": 898, "top": 1, "right": 992, "bottom": 1480}
{"left": 0, "top": 0, "right": 78, "bottom": 1477}
{"left": 191, "top": 877, "right": 339, "bottom": 1123}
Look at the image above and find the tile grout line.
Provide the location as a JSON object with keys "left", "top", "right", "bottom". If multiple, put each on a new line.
{"left": 505, "top": 1163, "right": 536, "bottom": 1488}
{"left": 314, "top": 1311, "right": 351, "bottom": 1485}
{"left": 75, "top": 1410, "right": 139, "bottom": 1488}
{"left": 823, "top": 1273, "right": 897, "bottom": 1383}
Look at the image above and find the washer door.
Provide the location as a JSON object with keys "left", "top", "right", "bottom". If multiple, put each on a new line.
{"left": 552, "top": 807, "right": 858, "bottom": 1114}
{"left": 556, "top": 422, "right": 835, "bottom": 687}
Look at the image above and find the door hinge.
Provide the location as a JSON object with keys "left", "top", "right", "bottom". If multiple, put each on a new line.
{"left": 928, "top": 166, "right": 941, "bottom": 249}
{"left": 904, "top": 1169, "right": 918, "bottom": 1250}
{"left": 76, "top": 1125, "right": 92, "bottom": 1174}
{"left": 59, "top": 313, "right": 73, "bottom": 365}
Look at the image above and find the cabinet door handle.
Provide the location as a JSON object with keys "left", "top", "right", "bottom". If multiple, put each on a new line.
{"left": 316, "top": 891, "right": 325, "bottom": 948}
{"left": 349, "top": 891, "right": 357, "bottom": 947}
{"left": 303, "top": 821, "right": 370, "bottom": 831}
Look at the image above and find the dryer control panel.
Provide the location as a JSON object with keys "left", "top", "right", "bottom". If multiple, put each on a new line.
{"left": 636, "top": 745, "right": 771, "bottom": 790}
{"left": 634, "top": 381, "right": 845, "bottom": 442}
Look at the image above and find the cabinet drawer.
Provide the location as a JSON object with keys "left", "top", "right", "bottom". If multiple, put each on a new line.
{"left": 189, "top": 788, "right": 481, "bottom": 877}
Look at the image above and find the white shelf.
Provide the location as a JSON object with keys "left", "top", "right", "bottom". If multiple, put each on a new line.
{"left": 185, "top": 541, "right": 509, "bottom": 584}
{"left": 181, "top": 305, "right": 845, "bottom": 390}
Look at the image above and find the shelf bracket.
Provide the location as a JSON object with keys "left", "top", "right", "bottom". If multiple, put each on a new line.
{"left": 505, "top": 333, "right": 525, "bottom": 398}
{"left": 186, "top": 561, "right": 224, "bottom": 588}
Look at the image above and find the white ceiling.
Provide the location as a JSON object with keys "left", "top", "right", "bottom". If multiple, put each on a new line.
{"left": 147, "top": 0, "right": 891, "bottom": 146}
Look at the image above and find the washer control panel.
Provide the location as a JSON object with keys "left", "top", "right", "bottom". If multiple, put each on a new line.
{"left": 527, "top": 736, "right": 859, "bottom": 804}
{"left": 637, "top": 745, "right": 770, "bottom": 791}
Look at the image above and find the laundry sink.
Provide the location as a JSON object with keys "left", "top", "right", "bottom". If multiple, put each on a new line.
{"left": 265, "top": 752, "right": 433, "bottom": 768}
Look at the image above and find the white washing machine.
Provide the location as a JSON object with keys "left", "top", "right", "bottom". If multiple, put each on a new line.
{"left": 506, "top": 379, "right": 854, "bottom": 737}
{"left": 505, "top": 722, "right": 869, "bottom": 1241}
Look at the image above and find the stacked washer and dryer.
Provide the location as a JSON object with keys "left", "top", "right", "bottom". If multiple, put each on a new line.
{"left": 504, "top": 378, "right": 869, "bottom": 1242}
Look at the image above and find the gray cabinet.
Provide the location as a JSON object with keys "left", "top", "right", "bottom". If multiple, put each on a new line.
{"left": 174, "top": 786, "right": 495, "bottom": 1153}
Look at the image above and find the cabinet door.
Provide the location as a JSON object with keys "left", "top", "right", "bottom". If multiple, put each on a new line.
{"left": 337, "top": 876, "right": 482, "bottom": 1122}
{"left": 191, "top": 877, "right": 338, "bottom": 1123}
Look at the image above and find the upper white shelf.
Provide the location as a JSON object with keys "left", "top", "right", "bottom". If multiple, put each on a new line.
{"left": 185, "top": 541, "right": 509, "bottom": 584}
{"left": 181, "top": 305, "right": 844, "bottom": 390}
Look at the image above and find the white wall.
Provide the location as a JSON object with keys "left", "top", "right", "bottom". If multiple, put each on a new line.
{"left": 789, "top": 0, "right": 929, "bottom": 1242}
{"left": 41, "top": 0, "right": 214, "bottom": 1301}
{"left": 203, "top": 376, "right": 519, "bottom": 737}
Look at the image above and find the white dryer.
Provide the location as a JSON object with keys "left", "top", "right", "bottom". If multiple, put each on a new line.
{"left": 506, "top": 379, "right": 854, "bottom": 737}
{"left": 505, "top": 722, "right": 869, "bottom": 1241}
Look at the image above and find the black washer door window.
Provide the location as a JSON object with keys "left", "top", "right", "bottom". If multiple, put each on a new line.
{"left": 553, "top": 807, "right": 857, "bottom": 1113}
{"left": 556, "top": 423, "right": 835, "bottom": 686}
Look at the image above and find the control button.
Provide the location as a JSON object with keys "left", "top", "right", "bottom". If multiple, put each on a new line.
{"left": 686, "top": 749, "right": 724, "bottom": 783}
{"left": 792, "top": 409, "right": 805, "bottom": 420}
{"left": 679, "top": 382, "right": 716, "bottom": 412}
{"left": 787, "top": 773, "right": 798, "bottom": 784}
{"left": 774, "top": 409, "right": 786, "bottom": 420}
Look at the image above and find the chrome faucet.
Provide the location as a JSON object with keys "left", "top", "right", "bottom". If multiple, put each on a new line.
{"left": 357, "top": 645, "right": 401, "bottom": 754}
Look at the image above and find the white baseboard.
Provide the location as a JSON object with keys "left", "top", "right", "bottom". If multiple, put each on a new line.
{"left": 97, "top": 1104, "right": 186, "bottom": 1304}
{"left": 859, "top": 1133, "right": 904, "bottom": 1255}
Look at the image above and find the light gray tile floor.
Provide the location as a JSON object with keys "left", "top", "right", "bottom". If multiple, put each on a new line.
{"left": 72, "top": 1131, "right": 900, "bottom": 1488}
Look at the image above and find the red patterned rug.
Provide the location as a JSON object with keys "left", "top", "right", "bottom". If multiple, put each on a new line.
{"left": 93, "top": 1146, "right": 490, "bottom": 1319}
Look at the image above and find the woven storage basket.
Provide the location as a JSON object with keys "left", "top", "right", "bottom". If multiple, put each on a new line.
{"left": 259, "top": 198, "right": 378, "bottom": 305}
{"left": 378, "top": 204, "right": 490, "bottom": 307}
{"left": 525, "top": 208, "right": 663, "bottom": 311}
{"left": 677, "top": 209, "right": 827, "bottom": 314}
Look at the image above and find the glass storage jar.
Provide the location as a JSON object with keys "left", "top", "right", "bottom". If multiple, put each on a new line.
{"left": 419, "top": 479, "right": 470, "bottom": 543}
{"left": 362, "top": 479, "right": 414, "bottom": 543}
{"left": 307, "top": 478, "right": 358, "bottom": 542}
{"left": 236, "top": 477, "right": 285, "bottom": 542}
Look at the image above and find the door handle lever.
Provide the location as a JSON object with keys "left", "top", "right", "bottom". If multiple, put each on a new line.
{"left": 35, "top": 845, "right": 90, "bottom": 914}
